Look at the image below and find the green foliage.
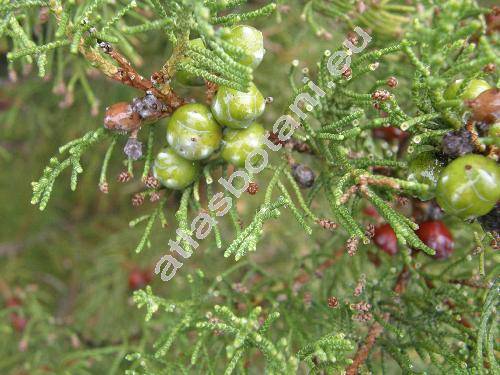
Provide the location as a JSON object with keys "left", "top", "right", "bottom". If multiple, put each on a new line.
{"left": 1, "top": 0, "right": 499, "bottom": 374}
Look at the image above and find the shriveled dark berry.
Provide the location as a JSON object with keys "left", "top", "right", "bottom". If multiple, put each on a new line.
{"left": 478, "top": 203, "right": 500, "bottom": 232}
{"left": 131, "top": 93, "right": 165, "bottom": 123}
{"left": 291, "top": 164, "right": 316, "bottom": 188}
{"left": 441, "top": 129, "right": 474, "bottom": 158}
{"left": 124, "top": 138, "right": 143, "bottom": 160}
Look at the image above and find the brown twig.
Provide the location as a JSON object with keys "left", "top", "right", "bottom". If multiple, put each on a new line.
{"left": 99, "top": 42, "right": 185, "bottom": 113}
{"left": 448, "top": 278, "right": 491, "bottom": 289}
{"left": 346, "top": 316, "right": 386, "bottom": 375}
{"left": 292, "top": 247, "right": 345, "bottom": 292}
{"left": 268, "top": 132, "right": 314, "bottom": 154}
{"left": 346, "top": 267, "right": 410, "bottom": 374}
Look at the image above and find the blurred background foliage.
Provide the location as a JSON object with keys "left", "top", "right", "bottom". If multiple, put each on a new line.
{"left": 0, "top": 0, "right": 498, "bottom": 373}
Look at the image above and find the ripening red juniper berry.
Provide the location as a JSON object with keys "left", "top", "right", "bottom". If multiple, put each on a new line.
{"left": 373, "top": 224, "right": 398, "bottom": 256}
{"left": 5, "top": 298, "right": 27, "bottom": 332}
{"left": 372, "top": 126, "right": 408, "bottom": 142}
{"left": 415, "top": 221, "right": 454, "bottom": 260}
{"left": 128, "top": 268, "right": 153, "bottom": 291}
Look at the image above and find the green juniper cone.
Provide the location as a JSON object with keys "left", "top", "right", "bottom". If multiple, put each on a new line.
{"left": 211, "top": 83, "right": 265, "bottom": 129}
{"left": 166, "top": 103, "right": 222, "bottom": 160}
{"left": 444, "top": 78, "right": 492, "bottom": 100}
{"left": 436, "top": 154, "right": 500, "bottom": 219}
{"left": 221, "top": 122, "right": 266, "bottom": 167}
{"left": 408, "top": 151, "right": 444, "bottom": 201}
{"left": 153, "top": 147, "right": 200, "bottom": 190}
{"left": 221, "top": 25, "right": 265, "bottom": 68}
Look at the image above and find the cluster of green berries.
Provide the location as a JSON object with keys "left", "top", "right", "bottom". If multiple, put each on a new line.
{"left": 154, "top": 25, "right": 267, "bottom": 190}
{"left": 408, "top": 79, "right": 500, "bottom": 222}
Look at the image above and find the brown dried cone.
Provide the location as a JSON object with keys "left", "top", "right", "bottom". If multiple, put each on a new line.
{"left": 132, "top": 193, "right": 144, "bottom": 207}
{"left": 143, "top": 174, "right": 160, "bottom": 189}
{"left": 118, "top": 171, "right": 132, "bottom": 183}
{"left": 316, "top": 218, "right": 338, "bottom": 230}
{"left": 346, "top": 236, "right": 360, "bottom": 256}
{"left": 327, "top": 296, "right": 339, "bottom": 308}
{"left": 342, "top": 67, "right": 352, "bottom": 79}
{"left": 149, "top": 191, "right": 161, "bottom": 203}
{"left": 386, "top": 76, "right": 398, "bottom": 88}
{"left": 371, "top": 89, "right": 391, "bottom": 101}
{"left": 104, "top": 102, "right": 142, "bottom": 133}
{"left": 365, "top": 223, "right": 375, "bottom": 239}
{"left": 246, "top": 182, "right": 259, "bottom": 195}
